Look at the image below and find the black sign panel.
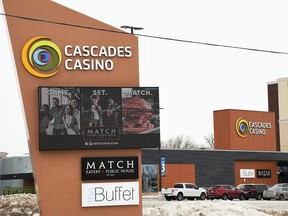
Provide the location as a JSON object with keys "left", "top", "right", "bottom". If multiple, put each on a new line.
{"left": 81, "top": 157, "right": 138, "bottom": 180}
{"left": 257, "top": 169, "right": 271, "bottom": 178}
{"left": 38, "top": 87, "right": 160, "bottom": 150}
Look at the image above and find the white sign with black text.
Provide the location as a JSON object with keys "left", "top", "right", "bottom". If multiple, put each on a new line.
{"left": 240, "top": 169, "right": 255, "bottom": 178}
{"left": 82, "top": 182, "right": 139, "bottom": 207}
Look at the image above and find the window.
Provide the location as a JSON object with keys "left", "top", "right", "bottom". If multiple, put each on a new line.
{"left": 174, "top": 184, "right": 184, "bottom": 188}
{"left": 142, "top": 164, "right": 158, "bottom": 194}
{"left": 256, "top": 185, "right": 267, "bottom": 190}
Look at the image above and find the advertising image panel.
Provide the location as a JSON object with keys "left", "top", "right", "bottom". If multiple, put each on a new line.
{"left": 39, "top": 87, "right": 160, "bottom": 150}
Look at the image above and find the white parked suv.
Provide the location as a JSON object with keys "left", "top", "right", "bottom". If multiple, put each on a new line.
{"left": 161, "top": 183, "right": 206, "bottom": 201}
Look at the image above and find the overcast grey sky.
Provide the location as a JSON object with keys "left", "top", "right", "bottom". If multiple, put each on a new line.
{"left": 1, "top": 0, "right": 288, "bottom": 156}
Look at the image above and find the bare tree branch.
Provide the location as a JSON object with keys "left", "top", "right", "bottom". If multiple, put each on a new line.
{"left": 203, "top": 133, "right": 214, "bottom": 149}
{"left": 161, "top": 135, "right": 199, "bottom": 149}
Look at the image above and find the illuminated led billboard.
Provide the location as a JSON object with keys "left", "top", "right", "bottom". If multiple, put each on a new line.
{"left": 39, "top": 87, "right": 160, "bottom": 150}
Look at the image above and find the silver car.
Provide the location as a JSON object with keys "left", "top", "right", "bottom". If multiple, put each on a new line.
{"left": 263, "top": 183, "right": 288, "bottom": 200}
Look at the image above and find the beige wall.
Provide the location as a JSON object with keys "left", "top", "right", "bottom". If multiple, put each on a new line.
{"left": 277, "top": 78, "right": 288, "bottom": 152}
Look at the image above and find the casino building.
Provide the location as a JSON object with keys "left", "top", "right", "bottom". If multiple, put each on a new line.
{"left": 142, "top": 77, "right": 288, "bottom": 192}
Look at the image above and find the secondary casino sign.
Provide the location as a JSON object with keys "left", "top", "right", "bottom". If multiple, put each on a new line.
{"left": 235, "top": 117, "right": 272, "bottom": 138}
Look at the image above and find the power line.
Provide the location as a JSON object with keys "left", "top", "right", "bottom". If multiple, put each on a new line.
{"left": 1, "top": 12, "right": 288, "bottom": 55}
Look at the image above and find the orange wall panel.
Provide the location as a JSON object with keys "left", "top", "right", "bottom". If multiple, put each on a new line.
{"left": 161, "top": 164, "right": 195, "bottom": 188}
{"left": 234, "top": 161, "right": 278, "bottom": 186}
{"left": 213, "top": 110, "right": 231, "bottom": 150}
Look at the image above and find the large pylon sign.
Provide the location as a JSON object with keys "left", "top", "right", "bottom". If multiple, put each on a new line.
{"left": 3, "top": 0, "right": 147, "bottom": 215}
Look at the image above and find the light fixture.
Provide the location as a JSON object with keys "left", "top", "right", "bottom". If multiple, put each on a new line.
{"left": 120, "top": 25, "right": 144, "bottom": 34}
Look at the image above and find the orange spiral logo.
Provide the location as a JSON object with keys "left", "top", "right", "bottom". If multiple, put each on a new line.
{"left": 235, "top": 117, "right": 249, "bottom": 138}
{"left": 22, "top": 36, "right": 62, "bottom": 78}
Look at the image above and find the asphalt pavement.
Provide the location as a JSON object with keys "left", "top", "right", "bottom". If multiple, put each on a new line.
{"left": 142, "top": 194, "right": 288, "bottom": 210}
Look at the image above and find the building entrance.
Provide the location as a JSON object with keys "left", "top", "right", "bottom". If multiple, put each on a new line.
{"left": 277, "top": 161, "right": 288, "bottom": 183}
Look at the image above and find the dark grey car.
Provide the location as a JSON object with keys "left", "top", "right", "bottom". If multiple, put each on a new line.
{"left": 236, "top": 184, "right": 269, "bottom": 200}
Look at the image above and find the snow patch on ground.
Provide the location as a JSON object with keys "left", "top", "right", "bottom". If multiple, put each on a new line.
{"left": 1, "top": 194, "right": 288, "bottom": 216}
{"left": 143, "top": 200, "right": 288, "bottom": 216}
{"left": 0, "top": 194, "right": 39, "bottom": 216}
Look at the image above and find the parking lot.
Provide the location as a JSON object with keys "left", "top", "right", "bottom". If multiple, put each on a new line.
{"left": 142, "top": 195, "right": 288, "bottom": 210}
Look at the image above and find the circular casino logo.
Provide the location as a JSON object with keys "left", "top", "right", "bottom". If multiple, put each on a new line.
{"left": 22, "top": 36, "right": 62, "bottom": 78}
{"left": 235, "top": 117, "right": 249, "bottom": 138}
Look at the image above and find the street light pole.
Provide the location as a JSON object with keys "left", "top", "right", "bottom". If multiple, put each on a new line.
{"left": 120, "top": 25, "right": 144, "bottom": 34}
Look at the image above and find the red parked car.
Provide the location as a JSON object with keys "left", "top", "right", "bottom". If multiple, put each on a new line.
{"left": 206, "top": 185, "right": 245, "bottom": 200}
